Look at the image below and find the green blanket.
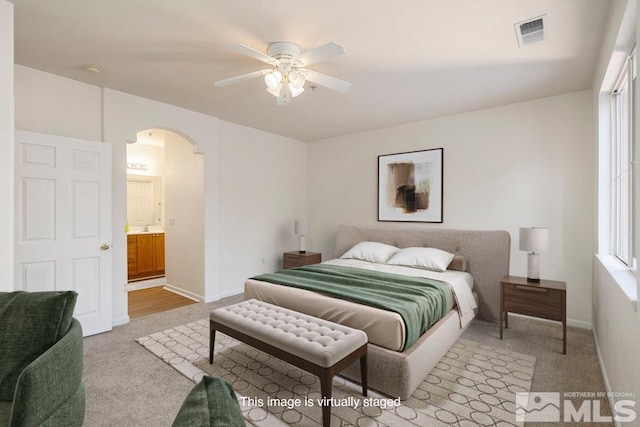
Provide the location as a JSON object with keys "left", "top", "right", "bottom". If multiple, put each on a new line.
{"left": 252, "top": 264, "right": 452, "bottom": 350}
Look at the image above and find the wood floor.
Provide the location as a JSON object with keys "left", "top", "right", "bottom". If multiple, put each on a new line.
{"left": 128, "top": 286, "right": 197, "bottom": 319}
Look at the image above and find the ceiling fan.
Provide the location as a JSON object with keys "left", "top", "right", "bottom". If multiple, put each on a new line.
{"left": 214, "top": 42, "right": 352, "bottom": 106}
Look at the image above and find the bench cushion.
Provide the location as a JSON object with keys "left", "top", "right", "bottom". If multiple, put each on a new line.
{"left": 210, "top": 300, "right": 367, "bottom": 368}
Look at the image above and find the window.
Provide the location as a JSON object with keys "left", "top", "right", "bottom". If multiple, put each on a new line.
{"left": 611, "top": 48, "right": 635, "bottom": 267}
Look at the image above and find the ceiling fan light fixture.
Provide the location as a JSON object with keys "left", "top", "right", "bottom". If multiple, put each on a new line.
{"left": 265, "top": 70, "right": 303, "bottom": 104}
{"left": 266, "top": 86, "right": 281, "bottom": 97}
{"left": 288, "top": 71, "right": 305, "bottom": 89}
{"left": 264, "top": 70, "right": 282, "bottom": 89}
{"left": 217, "top": 41, "right": 350, "bottom": 105}
{"left": 289, "top": 85, "right": 304, "bottom": 98}
{"left": 280, "top": 83, "right": 292, "bottom": 102}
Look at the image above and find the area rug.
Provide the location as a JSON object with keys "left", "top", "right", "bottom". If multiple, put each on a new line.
{"left": 137, "top": 319, "right": 535, "bottom": 426}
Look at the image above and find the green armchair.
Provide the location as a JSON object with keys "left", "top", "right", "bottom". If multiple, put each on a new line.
{"left": 172, "top": 376, "right": 245, "bottom": 427}
{"left": 0, "top": 291, "right": 85, "bottom": 427}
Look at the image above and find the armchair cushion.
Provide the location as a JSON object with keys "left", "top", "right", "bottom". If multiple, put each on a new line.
{"left": 172, "top": 376, "right": 245, "bottom": 427}
{"left": 9, "top": 319, "right": 84, "bottom": 427}
{"left": 0, "top": 291, "right": 77, "bottom": 402}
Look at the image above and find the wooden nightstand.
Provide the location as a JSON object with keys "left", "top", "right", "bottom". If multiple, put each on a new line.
{"left": 283, "top": 251, "right": 321, "bottom": 269}
{"left": 500, "top": 275, "right": 567, "bottom": 354}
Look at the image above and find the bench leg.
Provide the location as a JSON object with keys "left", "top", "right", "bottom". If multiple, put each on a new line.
{"left": 360, "top": 355, "right": 368, "bottom": 397}
{"left": 209, "top": 327, "right": 216, "bottom": 364}
{"left": 319, "top": 369, "right": 332, "bottom": 427}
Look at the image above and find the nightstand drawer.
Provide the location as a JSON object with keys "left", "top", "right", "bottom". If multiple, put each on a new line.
{"left": 504, "top": 285, "right": 563, "bottom": 321}
{"left": 283, "top": 251, "right": 321, "bottom": 269}
{"left": 284, "top": 258, "right": 308, "bottom": 268}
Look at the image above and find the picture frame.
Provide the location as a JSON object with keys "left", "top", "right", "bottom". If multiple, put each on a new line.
{"left": 378, "top": 148, "right": 443, "bottom": 223}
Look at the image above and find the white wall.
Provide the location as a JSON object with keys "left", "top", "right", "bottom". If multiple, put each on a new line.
{"left": 591, "top": 0, "right": 640, "bottom": 418}
{"left": 14, "top": 65, "right": 102, "bottom": 141}
{"left": 13, "top": 65, "right": 307, "bottom": 325}
{"left": 0, "top": 0, "right": 13, "bottom": 291}
{"left": 127, "top": 141, "right": 165, "bottom": 178}
{"left": 102, "top": 89, "right": 221, "bottom": 319}
{"left": 219, "top": 120, "right": 308, "bottom": 296}
{"left": 594, "top": 260, "right": 640, "bottom": 409}
{"left": 164, "top": 131, "right": 204, "bottom": 299}
{"left": 308, "top": 90, "right": 594, "bottom": 326}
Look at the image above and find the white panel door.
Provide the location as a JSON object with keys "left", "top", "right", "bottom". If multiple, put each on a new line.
{"left": 14, "top": 130, "right": 112, "bottom": 336}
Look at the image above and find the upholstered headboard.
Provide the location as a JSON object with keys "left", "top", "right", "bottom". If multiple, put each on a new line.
{"left": 335, "top": 225, "right": 510, "bottom": 322}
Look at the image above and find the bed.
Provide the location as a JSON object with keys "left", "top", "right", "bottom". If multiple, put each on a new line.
{"left": 244, "top": 224, "right": 510, "bottom": 399}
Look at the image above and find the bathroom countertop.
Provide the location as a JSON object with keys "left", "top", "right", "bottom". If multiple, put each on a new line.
{"left": 127, "top": 230, "right": 165, "bottom": 235}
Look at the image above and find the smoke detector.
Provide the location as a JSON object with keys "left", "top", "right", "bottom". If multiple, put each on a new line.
{"left": 83, "top": 64, "right": 103, "bottom": 75}
{"left": 515, "top": 15, "right": 548, "bottom": 47}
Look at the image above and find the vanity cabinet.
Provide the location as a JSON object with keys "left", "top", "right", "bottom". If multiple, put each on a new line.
{"left": 127, "top": 235, "right": 137, "bottom": 278}
{"left": 127, "top": 233, "right": 165, "bottom": 281}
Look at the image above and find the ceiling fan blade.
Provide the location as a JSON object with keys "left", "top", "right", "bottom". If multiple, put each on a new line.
{"left": 226, "top": 44, "right": 278, "bottom": 65}
{"left": 296, "top": 42, "right": 345, "bottom": 66}
{"left": 214, "top": 69, "right": 272, "bottom": 87}
{"left": 302, "top": 69, "right": 352, "bottom": 93}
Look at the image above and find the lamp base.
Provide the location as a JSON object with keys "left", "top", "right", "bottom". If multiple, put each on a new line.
{"left": 527, "top": 252, "right": 540, "bottom": 282}
{"left": 298, "top": 250, "right": 306, "bottom": 254}
{"left": 298, "top": 235, "right": 306, "bottom": 253}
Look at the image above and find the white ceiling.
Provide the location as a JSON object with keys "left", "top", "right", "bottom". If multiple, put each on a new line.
{"left": 10, "top": 0, "right": 611, "bottom": 142}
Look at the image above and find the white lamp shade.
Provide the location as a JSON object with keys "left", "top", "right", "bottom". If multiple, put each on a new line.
{"left": 519, "top": 227, "right": 549, "bottom": 252}
{"left": 264, "top": 71, "right": 282, "bottom": 89}
{"left": 295, "top": 220, "right": 309, "bottom": 236}
{"left": 288, "top": 71, "right": 305, "bottom": 89}
{"left": 266, "top": 86, "right": 281, "bottom": 97}
{"left": 289, "top": 84, "right": 304, "bottom": 98}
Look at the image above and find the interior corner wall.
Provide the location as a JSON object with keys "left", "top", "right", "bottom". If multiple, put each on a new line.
{"left": 164, "top": 132, "right": 204, "bottom": 299}
{"left": 308, "top": 90, "right": 594, "bottom": 326}
{"left": 0, "top": 0, "right": 13, "bottom": 291}
{"left": 218, "top": 120, "right": 308, "bottom": 297}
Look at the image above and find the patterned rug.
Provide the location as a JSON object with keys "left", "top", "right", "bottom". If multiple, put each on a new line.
{"left": 137, "top": 319, "right": 535, "bottom": 426}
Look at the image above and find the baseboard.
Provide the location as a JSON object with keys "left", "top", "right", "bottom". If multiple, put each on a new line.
{"left": 204, "top": 288, "right": 244, "bottom": 303}
{"left": 567, "top": 318, "right": 592, "bottom": 330}
{"left": 204, "top": 293, "right": 220, "bottom": 303}
{"left": 592, "top": 328, "right": 620, "bottom": 427}
{"left": 163, "top": 284, "right": 202, "bottom": 302}
{"left": 509, "top": 312, "right": 592, "bottom": 330}
{"left": 125, "top": 277, "right": 166, "bottom": 291}
{"left": 221, "top": 287, "right": 244, "bottom": 299}
{"left": 112, "top": 315, "right": 130, "bottom": 327}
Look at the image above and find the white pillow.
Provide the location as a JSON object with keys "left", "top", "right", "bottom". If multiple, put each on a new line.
{"left": 340, "top": 241, "right": 400, "bottom": 264}
{"left": 386, "top": 247, "right": 455, "bottom": 272}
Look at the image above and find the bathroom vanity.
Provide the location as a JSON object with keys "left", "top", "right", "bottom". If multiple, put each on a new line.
{"left": 127, "top": 231, "right": 165, "bottom": 281}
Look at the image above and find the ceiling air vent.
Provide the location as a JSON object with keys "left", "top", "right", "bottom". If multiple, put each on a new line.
{"left": 515, "top": 14, "right": 547, "bottom": 47}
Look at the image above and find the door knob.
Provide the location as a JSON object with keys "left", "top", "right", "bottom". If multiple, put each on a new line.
{"left": 100, "top": 244, "right": 111, "bottom": 251}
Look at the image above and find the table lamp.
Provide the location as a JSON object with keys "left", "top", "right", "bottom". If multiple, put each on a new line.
{"left": 295, "top": 220, "right": 309, "bottom": 253}
{"left": 519, "top": 227, "right": 549, "bottom": 282}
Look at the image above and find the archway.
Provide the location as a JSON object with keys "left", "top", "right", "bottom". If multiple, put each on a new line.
{"left": 125, "top": 128, "right": 205, "bottom": 318}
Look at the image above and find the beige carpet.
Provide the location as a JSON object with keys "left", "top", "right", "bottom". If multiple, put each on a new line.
{"left": 137, "top": 319, "right": 535, "bottom": 426}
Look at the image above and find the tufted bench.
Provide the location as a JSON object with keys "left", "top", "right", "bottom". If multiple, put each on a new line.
{"left": 209, "top": 299, "right": 368, "bottom": 427}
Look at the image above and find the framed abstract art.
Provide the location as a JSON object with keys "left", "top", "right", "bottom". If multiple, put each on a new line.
{"left": 378, "top": 148, "right": 443, "bottom": 223}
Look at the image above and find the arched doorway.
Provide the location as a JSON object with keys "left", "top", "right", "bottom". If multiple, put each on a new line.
{"left": 125, "top": 128, "right": 205, "bottom": 318}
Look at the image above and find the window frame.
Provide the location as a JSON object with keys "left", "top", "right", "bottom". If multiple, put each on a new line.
{"left": 610, "top": 47, "right": 636, "bottom": 269}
